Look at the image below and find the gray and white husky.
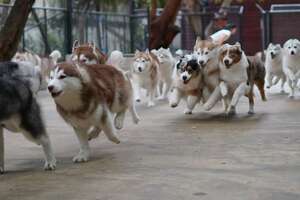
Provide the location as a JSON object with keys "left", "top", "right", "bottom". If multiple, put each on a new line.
{"left": 0, "top": 65, "right": 56, "bottom": 173}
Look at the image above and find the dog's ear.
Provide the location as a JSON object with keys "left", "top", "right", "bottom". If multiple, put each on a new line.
{"left": 276, "top": 44, "right": 281, "bottom": 48}
{"left": 72, "top": 40, "right": 79, "bottom": 52}
{"left": 194, "top": 36, "right": 202, "bottom": 51}
{"left": 234, "top": 42, "right": 242, "bottom": 53}
{"left": 151, "top": 49, "right": 158, "bottom": 55}
{"left": 135, "top": 49, "right": 140, "bottom": 55}
{"left": 268, "top": 43, "right": 273, "bottom": 48}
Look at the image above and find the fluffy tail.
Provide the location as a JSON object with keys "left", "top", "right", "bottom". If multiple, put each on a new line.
{"left": 49, "top": 50, "right": 62, "bottom": 64}
{"left": 107, "top": 50, "right": 124, "bottom": 68}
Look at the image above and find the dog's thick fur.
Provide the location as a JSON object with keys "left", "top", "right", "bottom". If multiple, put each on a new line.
{"left": 72, "top": 41, "right": 107, "bottom": 64}
{"left": 265, "top": 43, "right": 285, "bottom": 92}
{"left": 193, "top": 38, "right": 220, "bottom": 103}
{"left": 151, "top": 47, "right": 175, "bottom": 99}
{"left": 282, "top": 39, "right": 300, "bottom": 98}
{"left": 0, "top": 76, "right": 56, "bottom": 173}
{"left": 169, "top": 57, "right": 203, "bottom": 114}
{"left": 48, "top": 62, "right": 139, "bottom": 163}
{"left": 204, "top": 43, "right": 255, "bottom": 115}
{"left": 0, "top": 61, "right": 42, "bottom": 94}
{"left": 132, "top": 49, "right": 159, "bottom": 107}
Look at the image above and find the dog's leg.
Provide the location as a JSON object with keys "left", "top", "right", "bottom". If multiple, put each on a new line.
{"left": 219, "top": 81, "right": 228, "bottom": 97}
{"left": 287, "top": 79, "right": 295, "bottom": 98}
{"left": 133, "top": 82, "right": 141, "bottom": 102}
{"left": 266, "top": 73, "right": 273, "bottom": 88}
{"left": 228, "top": 82, "right": 249, "bottom": 115}
{"left": 88, "top": 127, "right": 101, "bottom": 141}
{"left": 73, "top": 128, "right": 90, "bottom": 163}
{"left": 272, "top": 76, "right": 280, "bottom": 86}
{"left": 184, "top": 95, "right": 199, "bottom": 114}
{"left": 247, "top": 88, "right": 255, "bottom": 115}
{"left": 169, "top": 88, "right": 182, "bottom": 108}
{"left": 147, "top": 87, "right": 156, "bottom": 107}
{"left": 0, "top": 128, "right": 4, "bottom": 174}
{"left": 101, "top": 110, "right": 120, "bottom": 144}
{"left": 161, "top": 80, "right": 172, "bottom": 100}
{"left": 203, "top": 86, "right": 222, "bottom": 111}
{"left": 280, "top": 75, "right": 286, "bottom": 93}
{"left": 114, "top": 110, "right": 126, "bottom": 130}
{"left": 129, "top": 103, "right": 140, "bottom": 124}
{"left": 38, "top": 134, "right": 56, "bottom": 170}
{"left": 255, "top": 79, "right": 267, "bottom": 101}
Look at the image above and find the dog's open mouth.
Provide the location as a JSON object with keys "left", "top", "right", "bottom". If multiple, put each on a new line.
{"left": 51, "top": 91, "right": 62, "bottom": 98}
{"left": 183, "top": 79, "right": 190, "bottom": 84}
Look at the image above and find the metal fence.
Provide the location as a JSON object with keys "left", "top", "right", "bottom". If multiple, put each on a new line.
{"left": 0, "top": 4, "right": 244, "bottom": 56}
{"left": 257, "top": 3, "right": 300, "bottom": 49}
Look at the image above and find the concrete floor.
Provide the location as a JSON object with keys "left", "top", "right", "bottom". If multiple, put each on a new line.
{"left": 1, "top": 88, "right": 300, "bottom": 200}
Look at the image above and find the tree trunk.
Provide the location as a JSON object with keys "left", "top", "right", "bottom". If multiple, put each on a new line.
{"left": 184, "top": 0, "right": 203, "bottom": 37}
{"left": 0, "top": 0, "right": 35, "bottom": 61}
{"left": 149, "top": 0, "right": 182, "bottom": 49}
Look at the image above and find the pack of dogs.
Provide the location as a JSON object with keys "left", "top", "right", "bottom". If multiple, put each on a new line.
{"left": 1, "top": 34, "right": 300, "bottom": 173}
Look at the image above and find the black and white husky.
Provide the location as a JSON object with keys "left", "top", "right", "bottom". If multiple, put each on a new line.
{"left": 0, "top": 64, "right": 56, "bottom": 173}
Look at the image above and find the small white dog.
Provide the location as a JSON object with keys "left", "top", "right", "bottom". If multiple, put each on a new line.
{"left": 169, "top": 55, "right": 203, "bottom": 114}
{"left": 282, "top": 39, "right": 300, "bottom": 98}
{"left": 132, "top": 49, "right": 159, "bottom": 107}
{"left": 151, "top": 47, "right": 175, "bottom": 99}
{"left": 265, "top": 43, "right": 285, "bottom": 92}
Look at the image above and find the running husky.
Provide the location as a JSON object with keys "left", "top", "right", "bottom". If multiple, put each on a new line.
{"left": 48, "top": 62, "right": 139, "bottom": 163}
{"left": 0, "top": 75, "right": 56, "bottom": 173}
{"left": 265, "top": 43, "right": 285, "bottom": 92}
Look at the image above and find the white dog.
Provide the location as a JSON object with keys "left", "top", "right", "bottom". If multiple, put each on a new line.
{"left": 151, "top": 47, "right": 174, "bottom": 99}
{"left": 132, "top": 49, "right": 159, "bottom": 107}
{"left": 265, "top": 43, "right": 285, "bottom": 92}
{"left": 282, "top": 39, "right": 300, "bottom": 98}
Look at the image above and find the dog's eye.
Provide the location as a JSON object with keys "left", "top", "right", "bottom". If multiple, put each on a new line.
{"left": 59, "top": 75, "right": 66, "bottom": 79}
{"left": 204, "top": 51, "right": 209, "bottom": 55}
{"left": 294, "top": 46, "right": 297, "bottom": 49}
{"left": 288, "top": 46, "right": 291, "bottom": 49}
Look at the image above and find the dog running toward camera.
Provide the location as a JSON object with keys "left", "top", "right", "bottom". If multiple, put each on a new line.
{"left": 48, "top": 62, "right": 139, "bottom": 163}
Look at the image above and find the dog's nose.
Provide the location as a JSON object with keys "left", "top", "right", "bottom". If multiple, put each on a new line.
{"left": 291, "top": 51, "right": 295, "bottom": 55}
{"left": 182, "top": 75, "right": 187, "bottom": 81}
{"left": 199, "top": 60, "right": 204, "bottom": 66}
{"left": 224, "top": 59, "right": 230, "bottom": 66}
{"left": 48, "top": 85, "right": 54, "bottom": 92}
{"left": 138, "top": 67, "right": 142, "bottom": 72}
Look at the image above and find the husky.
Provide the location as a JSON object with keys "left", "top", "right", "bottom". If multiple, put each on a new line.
{"left": 265, "top": 43, "right": 285, "bottom": 92}
{"left": 71, "top": 41, "right": 108, "bottom": 64}
{"left": 132, "top": 49, "right": 159, "bottom": 107}
{"left": 169, "top": 55, "right": 203, "bottom": 114}
{"left": 151, "top": 47, "right": 175, "bottom": 99}
{"left": 48, "top": 62, "right": 139, "bottom": 163}
{"left": 193, "top": 37, "right": 220, "bottom": 103}
{"left": 0, "top": 76, "right": 56, "bottom": 173}
{"left": 282, "top": 39, "right": 300, "bottom": 98}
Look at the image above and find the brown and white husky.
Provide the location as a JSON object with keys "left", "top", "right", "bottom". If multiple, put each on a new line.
{"left": 48, "top": 62, "right": 139, "bottom": 163}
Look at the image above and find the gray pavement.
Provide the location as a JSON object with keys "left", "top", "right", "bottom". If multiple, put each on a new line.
{"left": 0, "top": 88, "right": 300, "bottom": 200}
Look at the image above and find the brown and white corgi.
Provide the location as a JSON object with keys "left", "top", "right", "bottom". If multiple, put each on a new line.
{"left": 169, "top": 55, "right": 203, "bottom": 114}
{"left": 48, "top": 62, "right": 139, "bottom": 163}
{"left": 132, "top": 49, "right": 159, "bottom": 107}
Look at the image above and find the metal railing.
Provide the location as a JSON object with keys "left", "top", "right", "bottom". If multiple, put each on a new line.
{"left": 257, "top": 3, "right": 300, "bottom": 49}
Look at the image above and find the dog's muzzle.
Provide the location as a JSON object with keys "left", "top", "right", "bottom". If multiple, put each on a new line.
{"left": 224, "top": 59, "right": 231, "bottom": 68}
{"left": 48, "top": 86, "right": 62, "bottom": 98}
{"left": 291, "top": 51, "right": 295, "bottom": 55}
{"left": 270, "top": 52, "right": 275, "bottom": 59}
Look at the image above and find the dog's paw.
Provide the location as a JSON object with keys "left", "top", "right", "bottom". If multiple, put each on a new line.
{"left": 203, "top": 103, "right": 211, "bottom": 111}
{"left": 147, "top": 101, "right": 155, "bottom": 107}
{"left": 184, "top": 109, "right": 193, "bottom": 115}
{"left": 0, "top": 166, "right": 4, "bottom": 174}
{"left": 73, "top": 152, "right": 89, "bottom": 163}
{"left": 288, "top": 94, "right": 295, "bottom": 99}
{"left": 133, "top": 116, "right": 140, "bottom": 124}
{"left": 248, "top": 110, "right": 255, "bottom": 115}
{"left": 44, "top": 159, "right": 56, "bottom": 171}
{"left": 115, "top": 118, "right": 124, "bottom": 130}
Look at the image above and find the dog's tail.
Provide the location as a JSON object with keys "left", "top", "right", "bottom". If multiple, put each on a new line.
{"left": 49, "top": 50, "right": 62, "bottom": 64}
{"left": 107, "top": 50, "right": 124, "bottom": 69}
